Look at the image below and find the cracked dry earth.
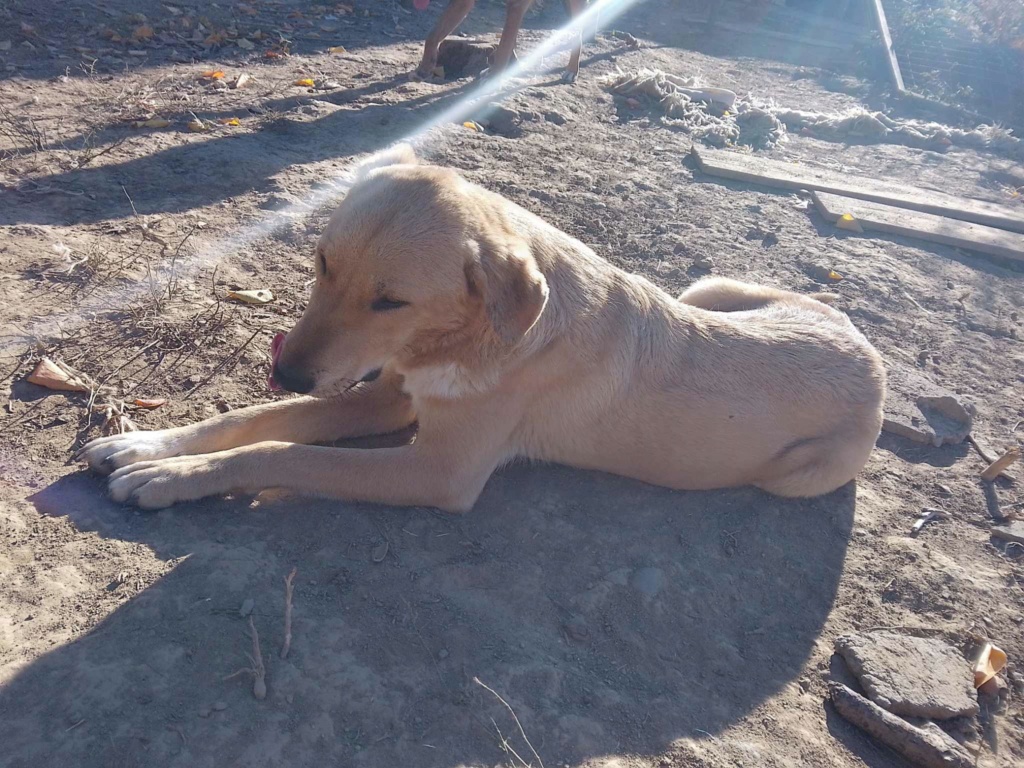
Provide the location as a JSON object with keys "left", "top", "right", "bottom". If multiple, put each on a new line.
{"left": 1, "top": 0, "right": 1022, "bottom": 766}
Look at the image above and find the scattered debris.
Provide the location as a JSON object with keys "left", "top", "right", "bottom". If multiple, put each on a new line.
{"left": 834, "top": 631, "right": 978, "bottom": 719}
{"left": 829, "top": 683, "right": 974, "bottom": 768}
{"left": 228, "top": 289, "right": 274, "bottom": 305}
{"left": 328, "top": 45, "right": 347, "bottom": 55}
{"left": 26, "top": 358, "right": 94, "bottom": 393}
{"left": 477, "top": 103, "right": 522, "bottom": 138}
{"left": 805, "top": 264, "right": 843, "bottom": 282}
{"left": 239, "top": 598, "right": 255, "bottom": 618}
{"left": 981, "top": 447, "right": 1020, "bottom": 482}
{"left": 230, "top": 73, "right": 251, "bottom": 89}
{"left": 131, "top": 398, "right": 166, "bottom": 410}
{"left": 294, "top": 78, "right": 315, "bottom": 88}
{"left": 280, "top": 567, "right": 296, "bottom": 660}
{"left": 224, "top": 616, "right": 267, "bottom": 700}
{"left": 973, "top": 642, "right": 1007, "bottom": 688}
{"left": 882, "top": 365, "right": 975, "bottom": 448}
{"left": 911, "top": 508, "right": 942, "bottom": 536}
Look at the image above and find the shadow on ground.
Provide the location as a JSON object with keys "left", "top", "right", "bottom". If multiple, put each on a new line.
{"left": 1, "top": 462, "right": 854, "bottom": 767}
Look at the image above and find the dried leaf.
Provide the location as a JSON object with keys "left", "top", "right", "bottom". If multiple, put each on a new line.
{"left": 265, "top": 50, "right": 285, "bottom": 59}
{"left": 218, "top": 117, "right": 241, "bottom": 126}
{"left": 26, "top": 358, "right": 92, "bottom": 393}
{"left": 328, "top": 45, "right": 346, "bottom": 55}
{"left": 132, "top": 117, "right": 171, "bottom": 128}
{"left": 132, "top": 398, "right": 167, "bottom": 409}
{"left": 237, "top": 38, "right": 255, "bottom": 50}
{"left": 827, "top": 270, "right": 843, "bottom": 281}
{"left": 186, "top": 119, "right": 210, "bottom": 132}
{"left": 462, "top": 121, "right": 483, "bottom": 132}
{"left": 132, "top": 25, "right": 155, "bottom": 41}
{"left": 201, "top": 69, "right": 225, "bottom": 79}
{"left": 231, "top": 72, "right": 251, "bottom": 89}
{"left": 294, "top": 77, "right": 315, "bottom": 87}
{"left": 228, "top": 289, "right": 274, "bottom": 305}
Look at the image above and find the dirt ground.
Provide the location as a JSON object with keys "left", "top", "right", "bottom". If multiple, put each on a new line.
{"left": 1, "top": 1, "right": 1023, "bottom": 766}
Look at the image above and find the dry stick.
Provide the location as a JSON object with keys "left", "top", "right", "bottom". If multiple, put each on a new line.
{"left": 967, "top": 435, "right": 1017, "bottom": 483}
{"left": 981, "top": 447, "right": 1020, "bottom": 482}
{"left": 280, "top": 567, "right": 297, "bottom": 660}
{"left": 829, "top": 683, "right": 973, "bottom": 768}
{"left": 473, "top": 677, "right": 544, "bottom": 768}
{"left": 224, "top": 615, "right": 267, "bottom": 700}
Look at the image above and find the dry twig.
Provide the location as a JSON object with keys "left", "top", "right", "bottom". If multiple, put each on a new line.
{"left": 473, "top": 677, "right": 544, "bottom": 768}
{"left": 281, "top": 567, "right": 297, "bottom": 660}
{"left": 224, "top": 615, "right": 267, "bottom": 700}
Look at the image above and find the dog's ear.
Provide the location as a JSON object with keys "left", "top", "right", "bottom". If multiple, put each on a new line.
{"left": 465, "top": 239, "right": 549, "bottom": 345}
{"left": 354, "top": 143, "right": 418, "bottom": 180}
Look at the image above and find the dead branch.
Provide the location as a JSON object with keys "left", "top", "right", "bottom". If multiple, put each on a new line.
{"left": 981, "top": 447, "right": 1020, "bottom": 482}
{"left": 474, "top": 677, "right": 544, "bottom": 768}
{"left": 224, "top": 615, "right": 267, "bottom": 700}
{"left": 968, "top": 435, "right": 1017, "bottom": 483}
{"left": 829, "top": 682, "right": 973, "bottom": 768}
{"left": 280, "top": 567, "right": 297, "bottom": 660}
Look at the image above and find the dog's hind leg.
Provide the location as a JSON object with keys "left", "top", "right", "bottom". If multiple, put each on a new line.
{"left": 417, "top": 0, "right": 477, "bottom": 77}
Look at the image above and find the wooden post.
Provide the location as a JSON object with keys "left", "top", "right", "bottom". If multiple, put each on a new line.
{"left": 870, "top": 0, "right": 905, "bottom": 92}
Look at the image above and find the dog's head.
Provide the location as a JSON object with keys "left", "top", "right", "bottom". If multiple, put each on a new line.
{"left": 270, "top": 145, "right": 549, "bottom": 397}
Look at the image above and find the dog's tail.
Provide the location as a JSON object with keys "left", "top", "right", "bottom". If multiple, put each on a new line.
{"left": 354, "top": 143, "right": 419, "bottom": 181}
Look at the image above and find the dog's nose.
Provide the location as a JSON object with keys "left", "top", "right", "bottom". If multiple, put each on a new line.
{"left": 271, "top": 362, "right": 314, "bottom": 394}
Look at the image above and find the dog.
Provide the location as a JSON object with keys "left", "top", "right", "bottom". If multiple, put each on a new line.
{"left": 415, "top": 0, "right": 587, "bottom": 82}
{"left": 77, "top": 146, "right": 886, "bottom": 512}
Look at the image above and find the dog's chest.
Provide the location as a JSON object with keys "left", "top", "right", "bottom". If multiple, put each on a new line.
{"left": 402, "top": 362, "right": 494, "bottom": 400}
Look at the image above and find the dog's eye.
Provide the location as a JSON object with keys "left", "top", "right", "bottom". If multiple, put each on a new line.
{"left": 371, "top": 297, "right": 409, "bottom": 312}
{"left": 318, "top": 252, "right": 328, "bottom": 276}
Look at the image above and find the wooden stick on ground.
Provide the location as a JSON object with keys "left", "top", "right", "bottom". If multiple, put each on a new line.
{"left": 968, "top": 436, "right": 1017, "bottom": 483}
{"left": 224, "top": 615, "right": 267, "bottom": 700}
{"left": 981, "top": 447, "right": 1020, "bottom": 482}
{"left": 280, "top": 567, "right": 297, "bottom": 660}
{"left": 829, "top": 682, "right": 973, "bottom": 768}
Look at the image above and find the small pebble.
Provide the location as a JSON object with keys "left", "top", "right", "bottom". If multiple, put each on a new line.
{"left": 239, "top": 598, "right": 254, "bottom": 617}
{"left": 198, "top": 708, "right": 211, "bottom": 718}
{"left": 437, "top": 648, "right": 449, "bottom": 660}
{"left": 212, "top": 701, "right": 228, "bottom": 712}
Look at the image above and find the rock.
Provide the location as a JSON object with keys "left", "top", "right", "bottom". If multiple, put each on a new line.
{"left": 239, "top": 598, "right": 254, "bottom": 617}
{"left": 437, "top": 648, "right": 449, "bottom": 659}
{"left": 692, "top": 256, "right": 714, "bottom": 270}
{"left": 436, "top": 38, "right": 494, "bottom": 79}
{"left": 991, "top": 521, "right": 1024, "bottom": 545}
{"left": 630, "top": 566, "right": 664, "bottom": 597}
{"left": 479, "top": 103, "right": 522, "bottom": 137}
{"left": 882, "top": 364, "right": 975, "bottom": 447}
{"left": 544, "top": 110, "right": 568, "bottom": 126}
{"left": 198, "top": 707, "right": 211, "bottom": 718}
{"left": 212, "top": 701, "right": 228, "bottom": 712}
{"left": 835, "top": 631, "right": 978, "bottom": 719}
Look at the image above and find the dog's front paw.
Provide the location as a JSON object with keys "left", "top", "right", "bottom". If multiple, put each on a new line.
{"left": 75, "top": 430, "right": 184, "bottom": 476}
{"left": 107, "top": 455, "right": 222, "bottom": 509}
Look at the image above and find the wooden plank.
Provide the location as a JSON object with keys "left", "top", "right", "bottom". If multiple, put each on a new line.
{"left": 870, "top": 0, "right": 905, "bottom": 91}
{"left": 812, "top": 190, "right": 1024, "bottom": 263}
{"left": 692, "top": 147, "right": 1024, "bottom": 235}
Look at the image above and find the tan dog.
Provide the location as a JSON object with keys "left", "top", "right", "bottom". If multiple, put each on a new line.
{"left": 78, "top": 147, "right": 885, "bottom": 512}
{"left": 415, "top": 0, "right": 587, "bottom": 82}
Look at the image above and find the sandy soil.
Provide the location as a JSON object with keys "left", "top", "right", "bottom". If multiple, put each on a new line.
{"left": 1, "top": 1, "right": 1022, "bottom": 766}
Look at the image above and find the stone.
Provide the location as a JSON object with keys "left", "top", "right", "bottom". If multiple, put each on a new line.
{"left": 212, "top": 701, "right": 228, "bottom": 712}
{"left": 834, "top": 631, "right": 978, "bottom": 719}
{"left": 991, "top": 521, "right": 1024, "bottom": 545}
{"left": 239, "top": 598, "right": 254, "bottom": 617}
{"left": 436, "top": 38, "right": 494, "bottom": 79}
{"left": 882, "top": 364, "right": 975, "bottom": 447}
{"left": 478, "top": 103, "right": 522, "bottom": 138}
